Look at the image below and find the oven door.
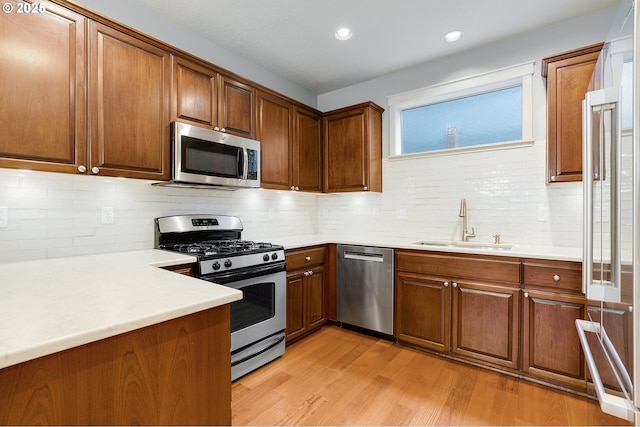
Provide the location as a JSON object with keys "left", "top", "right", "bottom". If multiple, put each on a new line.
{"left": 201, "top": 264, "right": 286, "bottom": 352}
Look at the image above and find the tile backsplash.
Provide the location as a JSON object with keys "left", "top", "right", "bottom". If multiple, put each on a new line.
{"left": 0, "top": 135, "right": 585, "bottom": 263}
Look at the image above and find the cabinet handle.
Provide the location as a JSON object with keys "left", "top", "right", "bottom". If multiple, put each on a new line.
{"left": 553, "top": 274, "right": 560, "bottom": 282}
{"left": 295, "top": 186, "right": 300, "bottom": 191}
{"left": 444, "top": 281, "right": 449, "bottom": 287}
{"left": 304, "top": 271, "right": 309, "bottom": 277}
{"left": 452, "top": 282, "right": 458, "bottom": 288}
{"left": 305, "top": 256, "right": 311, "bottom": 262}
{"left": 363, "top": 186, "right": 368, "bottom": 191}
{"left": 524, "top": 292, "right": 529, "bottom": 298}
{"left": 78, "top": 165, "right": 87, "bottom": 173}
{"left": 550, "top": 176, "right": 557, "bottom": 182}
{"left": 221, "top": 128, "right": 226, "bottom": 133}
{"left": 308, "top": 270, "right": 314, "bottom": 276}
{"left": 91, "top": 167, "right": 100, "bottom": 174}
{"left": 214, "top": 126, "right": 219, "bottom": 131}
{"left": 291, "top": 186, "right": 295, "bottom": 191}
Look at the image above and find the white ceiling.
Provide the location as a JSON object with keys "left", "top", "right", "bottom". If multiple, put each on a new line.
{"left": 127, "top": 0, "right": 619, "bottom": 94}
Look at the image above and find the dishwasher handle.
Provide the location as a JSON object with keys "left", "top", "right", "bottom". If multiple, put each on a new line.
{"left": 344, "top": 251, "right": 385, "bottom": 262}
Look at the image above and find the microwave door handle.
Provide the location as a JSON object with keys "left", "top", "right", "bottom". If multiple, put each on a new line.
{"left": 236, "top": 148, "right": 246, "bottom": 179}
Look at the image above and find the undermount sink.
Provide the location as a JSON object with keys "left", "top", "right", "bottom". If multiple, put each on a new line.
{"left": 413, "top": 240, "right": 513, "bottom": 251}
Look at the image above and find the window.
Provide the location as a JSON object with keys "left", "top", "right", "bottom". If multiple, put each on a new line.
{"left": 389, "top": 62, "right": 535, "bottom": 158}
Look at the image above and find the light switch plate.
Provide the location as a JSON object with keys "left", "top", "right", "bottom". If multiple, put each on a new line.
{"left": 537, "top": 207, "right": 549, "bottom": 222}
{"left": 0, "top": 207, "right": 7, "bottom": 228}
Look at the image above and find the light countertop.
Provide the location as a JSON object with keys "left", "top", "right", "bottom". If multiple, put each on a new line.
{"left": 274, "top": 234, "right": 582, "bottom": 262}
{"left": 0, "top": 249, "right": 242, "bottom": 370}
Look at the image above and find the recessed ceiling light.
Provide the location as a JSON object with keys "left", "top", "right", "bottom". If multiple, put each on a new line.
{"left": 443, "top": 30, "right": 464, "bottom": 43}
{"left": 335, "top": 28, "right": 353, "bottom": 41}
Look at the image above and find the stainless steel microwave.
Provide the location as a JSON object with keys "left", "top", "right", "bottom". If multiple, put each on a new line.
{"left": 155, "top": 122, "right": 260, "bottom": 189}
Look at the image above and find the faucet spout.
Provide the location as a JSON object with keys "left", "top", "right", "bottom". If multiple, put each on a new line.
{"left": 459, "top": 198, "right": 476, "bottom": 242}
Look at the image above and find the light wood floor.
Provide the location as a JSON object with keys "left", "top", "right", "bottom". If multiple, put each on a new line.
{"left": 231, "top": 325, "right": 631, "bottom": 426}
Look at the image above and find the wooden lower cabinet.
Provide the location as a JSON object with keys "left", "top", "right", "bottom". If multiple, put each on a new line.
{"left": 0, "top": 305, "right": 232, "bottom": 425}
{"left": 395, "top": 250, "right": 520, "bottom": 370}
{"left": 522, "top": 289, "right": 586, "bottom": 389}
{"left": 395, "top": 272, "right": 450, "bottom": 352}
{"left": 285, "top": 246, "right": 327, "bottom": 343}
{"left": 451, "top": 281, "right": 520, "bottom": 369}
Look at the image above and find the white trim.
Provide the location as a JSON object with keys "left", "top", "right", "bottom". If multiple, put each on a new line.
{"left": 388, "top": 61, "right": 535, "bottom": 158}
{"left": 389, "top": 139, "right": 534, "bottom": 161}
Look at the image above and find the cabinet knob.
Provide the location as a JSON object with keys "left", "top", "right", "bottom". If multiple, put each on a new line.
{"left": 291, "top": 186, "right": 295, "bottom": 191}
{"left": 220, "top": 128, "right": 226, "bottom": 133}
{"left": 295, "top": 186, "right": 300, "bottom": 191}
{"left": 214, "top": 126, "right": 220, "bottom": 131}
{"left": 304, "top": 271, "right": 309, "bottom": 276}
{"left": 78, "top": 165, "right": 87, "bottom": 173}
{"left": 550, "top": 176, "right": 557, "bottom": 182}
{"left": 452, "top": 282, "right": 458, "bottom": 288}
{"left": 363, "top": 186, "right": 368, "bottom": 191}
{"left": 553, "top": 275, "right": 560, "bottom": 282}
{"left": 524, "top": 292, "right": 529, "bottom": 298}
{"left": 305, "top": 256, "right": 311, "bottom": 262}
{"left": 444, "top": 281, "right": 449, "bottom": 287}
{"left": 91, "top": 167, "right": 100, "bottom": 174}
{"left": 308, "top": 270, "right": 314, "bottom": 276}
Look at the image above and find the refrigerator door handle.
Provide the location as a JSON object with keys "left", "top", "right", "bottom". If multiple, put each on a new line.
{"left": 582, "top": 87, "right": 623, "bottom": 303}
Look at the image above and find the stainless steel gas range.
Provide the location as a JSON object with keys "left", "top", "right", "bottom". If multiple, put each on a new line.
{"left": 155, "top": 214, "right": 285, "bottom": 381}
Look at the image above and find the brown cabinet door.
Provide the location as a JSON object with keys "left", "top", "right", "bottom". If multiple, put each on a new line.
{"left": 451, "top": 281, "right": 520, "bottom": 369}
{"left": 306, "top": 266, "right": 326, "bottom": 329}
{"left": 395, "top": 272, "right": 450, "bottom": 352}
{"left": 172, "top": 56, "right": 217, "bottom": 128}
{"left": 293, "top": 107, "right": 323, "bottom": 192}
{"left": 0, "top": 1, "right": 86, "bottom": 174}
{"left": 218, "top": 75, "right": 255, "bottom": 138}
{"left": 89, "top": 22, "right": 171, "bottom": 180}
{"left": 522, "top": 289, "right": 586, "bottom": 389}
{"left": 286, "top": 272, "right": 306, "bottom": 342}
{"left": 323, "top": 102, "right": 383, "bottom": 192}
{"left": 257, "top": 91, "right": 292, "bottom": 189}
{"left": 544, "top": 44, "right": 602, "bottom": 183}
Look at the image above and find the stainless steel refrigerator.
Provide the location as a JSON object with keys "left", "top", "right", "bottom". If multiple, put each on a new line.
{"left": 577, "top": 0, "right": 638, "bottom": 422}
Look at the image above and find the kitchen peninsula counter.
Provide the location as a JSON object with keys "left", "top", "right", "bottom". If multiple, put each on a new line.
{"left": 0, "top": 249, "right": 240, "bottom": 425}
{"left": 0, "top": 249, "right": 241, "bottom": 370}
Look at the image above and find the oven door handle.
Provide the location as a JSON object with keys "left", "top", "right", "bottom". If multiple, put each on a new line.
{"left": 231, "top": 332, "right": 285, "bottom": 367}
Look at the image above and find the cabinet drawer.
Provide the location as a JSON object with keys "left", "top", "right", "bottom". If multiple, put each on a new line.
{"left": 396, "top": 250, "right": 520, "bottom": 285}
{"left": 286, "top": 246, "right": 327, "bottom": 270}
{"left": 523, "top": 260, "right": 582, "bottom": 292}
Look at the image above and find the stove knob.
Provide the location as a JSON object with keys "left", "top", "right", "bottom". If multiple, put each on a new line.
{"left": 212, "top": 261, "right": 221, "bottom": 270}
{"left": 271, "top": 253, "right": 278, "bottom": 260}
{"left": 224, "top": 259, "right": 232, "bottom": 268}
{"left": 263, "top": 254, "right": 270, "bottom": 262}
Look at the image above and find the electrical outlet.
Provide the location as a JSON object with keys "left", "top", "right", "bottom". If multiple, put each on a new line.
{"left": 322, "top": 209, "right": 329, "bottom": 219}
{"left": 0, "top": 207, "right": 7, "bottom": 228}
{"left": 101, "top": 207, "right": 114, "bottom": 224}
{"left": 372, "top": 208, "right": 380, "bottom": 219}
{"left": 537, "top": 207, "right": 549, "bottom": 222}
{"left": 396, "top": 208, "right": 407, "bottom": 219}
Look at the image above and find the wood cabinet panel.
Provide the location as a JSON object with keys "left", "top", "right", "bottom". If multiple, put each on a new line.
{"left": 89, "top": 21, "right": 171, "bottom": 180}
{"left": 0, "top": 306, "right": 231, "bottom": 425}
{"left": 323, "top": 102, "right": 383, "bottom": 192}
{"left": 0, "top": 1, "right": 86, "bottom": 173}
{"left": 218, "top": 75, "right": 255, "bottom": 138}
{"left": 395, "top": 250, "right": 520, "bottom": 285}
{"left": 172, "top": 56, "right": 217, "bottom": 127}
{"left": 257, "top": 91, "right": 293, "bottom": 189}
{"left": 293, "top": 107, "right": 323, "bottom": 192}
{"left": 451, "top": 281, "right": 520, "bottom": 369}
{"left": 285, "top": 246, "right": 327, "bottom": 343}
{"left": 522, "top": 290, "right": 586, "bottom": 389}
{"left": 543, "top": 43, "right": 602, "bottom": 183}
{"left": 395, "top": 272, "right": 450, "bottom": 352}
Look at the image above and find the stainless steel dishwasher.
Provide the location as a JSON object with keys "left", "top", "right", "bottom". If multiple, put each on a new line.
{"left": 336, "top": 245, "right": 394, "bottom": 336}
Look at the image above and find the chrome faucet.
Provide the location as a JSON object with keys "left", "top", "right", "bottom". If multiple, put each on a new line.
{"left": 459, "top": 198, "right": 476, "bottom": 242}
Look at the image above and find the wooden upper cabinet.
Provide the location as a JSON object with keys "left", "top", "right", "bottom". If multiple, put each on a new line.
{"left": 0, "top": 1, "right": 86, "bottom": 174}
{"left": 293, "top": 106, "right": 322, "bottom": 192}
{"left": 257, "top": 90, "right": 293, "bottom": 189}
{"left": 89, "top": 21, "right": 171, "bottom": 180}
{"left": 543, "top": 43, "right": 603, "bottom": 183}
{"left": 257, "top": 91, "right": 322, "bottom": 192}
{"left": 323, "top": 102, "right": 383, "bottom": 192}
{"left": 172, "top": 56, "right": 218, "bottom": 128}
{"left": 218, "top": 75, "right": 255, "bottom": 138}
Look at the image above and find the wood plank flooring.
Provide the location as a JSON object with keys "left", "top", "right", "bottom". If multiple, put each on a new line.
{"left": 231, "top": 325, "right": 632, "bottom": 426}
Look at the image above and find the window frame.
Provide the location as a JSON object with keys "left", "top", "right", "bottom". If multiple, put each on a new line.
{"left": 388, "top": 61, "right": 535, "bottom": 159}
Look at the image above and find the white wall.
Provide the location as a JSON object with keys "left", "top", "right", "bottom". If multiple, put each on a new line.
{"left": 0, "top": 169, "right": 317, "bottom": 262}
{"left": 316, "top": 6, "right": 619, "bottom": 249}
